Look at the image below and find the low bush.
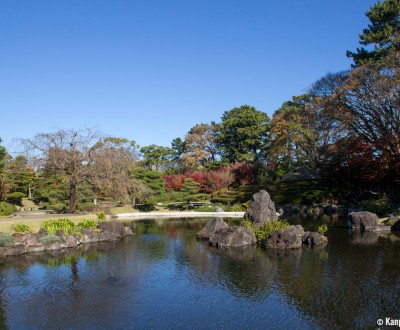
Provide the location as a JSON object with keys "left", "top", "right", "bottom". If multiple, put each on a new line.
{"left": 0, "top": 202, "right": 17, "bottom": 216}
{"left": 224, "top": 204, "right": 245, "bottom": 212}
{"left": 0, "top": 233, "right": 15, "bottom": 247}
{"left": 41, "top": 218, "right": 76, "bottom": 235}
{"left": 137, "top": 202, "right": 156, "bottom": 212}
{"left": 6, "top": 192, "right": 25, "bottom": 206}
{"left": 254, "top": 220, "right": 289, "bottom": 242}
{"left": 12, "top": 224, "right": 31, "bottom": 233}
{"left": 317, "top": 224, "right": 328, "bottom": 235}
{"left": 362, "top": 197, "right": 391, "bottom": 217}
{"left": 240, "top": 219, "right": 289, "bottom": 243}
{"left": 78, "top": 219, "right": 97, "bottom": 229}
{"left": 95, "top": 211, "right": 107, "bottom": 221}
{"left": 42, "top": 202, "right": 68, "bottom": 213}
{"left": 77, "top": 202, "right": 95, "bottom": 212}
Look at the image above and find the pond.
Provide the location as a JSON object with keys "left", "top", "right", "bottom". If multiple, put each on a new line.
{"left": 0, "top": 216, "right": 399, "bottom": 329}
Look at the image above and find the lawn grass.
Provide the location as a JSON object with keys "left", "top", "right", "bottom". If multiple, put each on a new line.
{"left": 21, "top": 198, "right": 38, "bottom": 210}
{"left": 0, "top": 214, "right": 97, "bottom": 235}
{"left": 110, "top": 206, "right": 139, "bottom": 214}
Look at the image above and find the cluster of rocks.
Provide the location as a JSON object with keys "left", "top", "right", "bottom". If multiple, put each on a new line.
{"left": 197, "top": 190, "right": 328, "bottom": 250}
{"left": 196, "top": 218, "right": 327, "bottom": 250}
{"left": 196, "top": 218, "right": 257, "bottom": 248}
{"left": 263, "top": 225, "right": 327, "bottom": 249}
{"left": 0, "top": 221, "right": 134, "bottom": 257}
{"left": 348, "top": 211, "right": 391, "bottom": 233}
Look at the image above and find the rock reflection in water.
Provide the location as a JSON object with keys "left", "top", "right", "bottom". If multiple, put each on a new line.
{"left": 351, "top": 231, "right": 380, "bottom": 245}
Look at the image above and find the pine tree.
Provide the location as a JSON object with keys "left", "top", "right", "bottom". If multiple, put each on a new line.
{"left": 347, "top": 0, "right": 400, "bottom": 66}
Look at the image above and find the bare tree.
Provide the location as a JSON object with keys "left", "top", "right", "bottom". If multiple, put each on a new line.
{"left": 19, "top": 128, "right": 102, "bottom": 213}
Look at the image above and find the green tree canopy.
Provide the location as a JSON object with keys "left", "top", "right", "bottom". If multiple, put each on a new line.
{"left": 140, "top": 144, "right": 172, "bottom": 171}
{"left": 347, "top": 0, "right": 400, "bottom": 66}
{"left": 179, "top": 177, "right": 204, "bottom": 204}
{"left": 216, "top": 105, "right": 271, "bottom": 163}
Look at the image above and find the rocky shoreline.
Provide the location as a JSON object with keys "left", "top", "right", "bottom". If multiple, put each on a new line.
{"left": 0, "top": 221, "right": 134, "bottom": 258}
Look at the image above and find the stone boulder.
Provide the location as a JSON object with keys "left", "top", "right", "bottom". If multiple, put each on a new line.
{"left": 46, "top": 241, "right": 67, "bottom": 251}
{"left": 80, "top": 228, "right": 99, "bottom": 244}
{"left": 0, "top": 244, "right": 26, "bottom": 257}
{"left": 98, "top": 221, "right": 126, "bottom": 238}
{"left": 124, "top": 227, "right": 134, "bottom": 236}
{"left": 196, "top": 218, "right": 229, "bottom": 240}
{"left": 262, "top": 225, "right": 305, "bottom": 250}
{"left": 303, "top": 231, "right": 328, "bottom": 246}
{"left": 209, "top": 226, "right": 256, "bottom": 248}
{"left": 98, "top": 230, "right": 117, "bottom": 242}
{"left": 12, "top": 233, "right": 37, "bottom": 245}
{"left": 65, "top": 235, "right": 80, "bottom": 247}
{"left": 26, "top": 244, "right": 45, "bottom": 253}
{"left": 244, "top": 190, "right": 278, "bottom": 227}
{"left": 349, "top": 211, "right": 378, "bottom": 231}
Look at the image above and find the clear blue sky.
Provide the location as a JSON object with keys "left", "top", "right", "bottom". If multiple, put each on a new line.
{"left": 1, "top": 0, "right": 377, "bottom": 152}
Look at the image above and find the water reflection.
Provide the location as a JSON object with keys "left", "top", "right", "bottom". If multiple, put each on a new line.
{"left": 0, "top": 217, "right": 398, "bottom": 329}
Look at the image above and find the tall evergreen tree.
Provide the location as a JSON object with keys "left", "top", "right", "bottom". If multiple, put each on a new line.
{"left": 347, "top": 0, "right": 400, "bottom": 66}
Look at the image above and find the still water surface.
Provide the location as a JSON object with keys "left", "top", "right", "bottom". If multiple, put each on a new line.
{"left": 0, "top": 216, "right": 399, "bottom": 329}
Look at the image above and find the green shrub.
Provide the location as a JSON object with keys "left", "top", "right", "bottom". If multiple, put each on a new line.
{"left": 41, "top": 218, "right": 76, "bottom": 235}
{"left": 317, "top": 224, "right": 328, "bottom": 235}
{"left": 6, "top": 192, "right": 25, "bottom": 206}
{"left": 0, "top": 202, "right": 17, "bottom": 216}
{"left": 0, "top": 233, "right": 15, "bottom": 247}
{"left": 77, "top": 201, "right": 95, "bottom": 212}
{"left": 137, "top": 203, "right": 156, "bottom": 212}
{"left": 362, "top": 197, "right": 391, "bottom": 217}
{"left": 240, "top": 219, "right": 289, "bottom": 244}
{"left": 95, "top": 211, "right": 107, "bottom": 221}
{"left": 78, "top": 219, "right": 97, "bottom": 229}
{"left": 224, "top": 204, "right": 245, "bottom": 212}
{"left": 42, "top": 202, "right": 68, "bottom": 213}
{"left": 254, "top": 219, "right": 289, "bottom": 242}
{"left": 40, "top": 234, "right": 62, "bottom": 246}
{"left": 239, "top": 219, "right": 253, "bottom": 228}
{"left": 12, "top": 224, "right": 31, "bottom": 233}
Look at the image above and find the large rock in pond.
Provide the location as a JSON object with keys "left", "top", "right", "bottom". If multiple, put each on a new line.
{"left": 303, "top": 231, "right": 328, "bottom": 246}
{"left": 262, "top": 225, "right": 305, "bottom": 250}
{"left": 196, "top": 218, "right": 229, "bottom": 240}
{"left": 349, "top": 211, "right": 378, "bottom": 231}
{"left": 98, "top": 221, "right": 126, "bottom": 238}
{"left": 244, "top": 190, "right": 278, "bottom": 227}
{"left": 209, "top": 226, "right": 256, "bottom": 248}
